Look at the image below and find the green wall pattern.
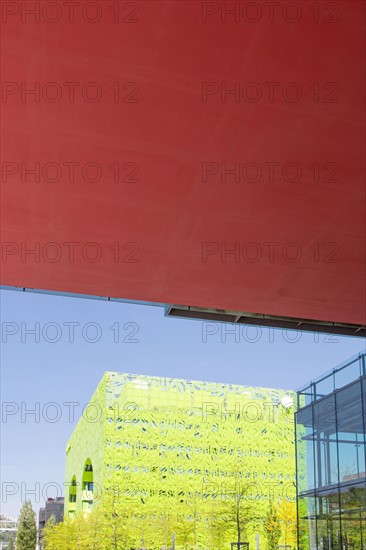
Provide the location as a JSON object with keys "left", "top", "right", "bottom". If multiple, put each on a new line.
{"left": 65, "top": 372, "right": 296, "bottom": 548}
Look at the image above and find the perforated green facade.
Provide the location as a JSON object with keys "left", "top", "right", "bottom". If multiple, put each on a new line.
{"left": 65, "top": 372, "right": 296, "bottom": 547}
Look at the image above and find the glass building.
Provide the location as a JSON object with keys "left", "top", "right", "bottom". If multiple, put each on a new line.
{"left": 296, "top": 352, "right": 366, "bottom": 549}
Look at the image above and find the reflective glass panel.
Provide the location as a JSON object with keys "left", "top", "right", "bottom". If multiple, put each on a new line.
{"left": 334, "top": 358, "right": 362, "bottom": 391}
{"left": 296, "top": 406, "right": 316, "bottom": 493}
{"left": 336, "top": 381, "right": 365, "bottom": 485}
{"left": 313, "top": 395, "right": 338, "bottom": 489}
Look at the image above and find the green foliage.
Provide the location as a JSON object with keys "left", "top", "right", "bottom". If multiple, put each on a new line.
{"left": 222, "top": 482, "right": 258, "bottom": 544}
{"left": 43, "top": 514, "right": 91, "bottom": 550}
{"left": 43, "top": 496, "right": 299, "bottom": 550}
{"left": 16, "top": 501, "right": 37, "bottom": 550}
{"left": 264, "top": 498, "right": 297, "bottom": 549}
{"left": 98, "top": 487, "right": 131, "bottom": 550}
{"left": 0, "top": 531, "right": 15, "bottom": 545}
{"left": 7, "top": 537, "right": 15, "bottom": 550}
{"left": 276, "top": 499, "right": 297, "bottom": 547}
{"left": 264, "top": 501, "right": 281, "bottom": 550}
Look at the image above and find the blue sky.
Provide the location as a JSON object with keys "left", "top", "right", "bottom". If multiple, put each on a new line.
{"left": 1, "top": 288, "right": 365, "bottom": 518}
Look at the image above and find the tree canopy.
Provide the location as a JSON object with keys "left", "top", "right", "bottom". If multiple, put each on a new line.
{"left": 16, "top": 501, "right": 37, "bottom": 550}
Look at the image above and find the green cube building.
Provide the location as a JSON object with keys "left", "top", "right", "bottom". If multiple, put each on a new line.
{"left": 65, "top": 372, "right": 296, "bottom": 548}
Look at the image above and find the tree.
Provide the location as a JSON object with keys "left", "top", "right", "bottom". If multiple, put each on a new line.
{"left": 84, "top": 508, "right": 106, "bottom": 550}
{"left": 206, "top": 498, "right": 229, "bottom": 549}
{"left": 277, "top": 499, "right": 297, "bottom": 548}
{"left": 7, "top": 537, "right": 15, "bottom": 550}
{"left": 43, "top": 485, "right": 142, "bottom": 550}
{"left": 16, "top": 501, "right": 37, "bottom": 550}
{"left": 175, "top": 490, "right": 203, "bottom": 550}
{"left": 175, "top": 513, "right": 194, "bottom": 550}
{"left": 153, "top": 501, "right": 176, "bottom": 549}
{"left": 228, "top": 487, "right": 252, "bottom": 544}
{"left": 223, "top": 479, "right": 257, "bottom": 545}
{"left": 40, "top": 514, "right": 55, "bottom": 549}
{"left": 99, "top": 485, "right": 131, "bottom": 550}
{"left": 42, "top": 516, "right": 73, "bottom": 550}
{"left": 43, "top": 514, "right": 92, "bottom": 550}
{"left": 264, "top": 501, "right": 281, "bottom": 550}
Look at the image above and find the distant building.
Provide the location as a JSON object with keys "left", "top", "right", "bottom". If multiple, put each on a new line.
{"left": 65, "top": 372, "right": 296, "bottom": 548}
{"left": 0, "top": 515, "right": 17, "bottom": 549}
{"left": 38, "top": 497, "right": 64, "bottom": 549}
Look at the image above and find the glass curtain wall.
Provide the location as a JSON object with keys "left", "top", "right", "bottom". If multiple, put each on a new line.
{"left": 296, "top": 353, "right": 366, "bottom": 550}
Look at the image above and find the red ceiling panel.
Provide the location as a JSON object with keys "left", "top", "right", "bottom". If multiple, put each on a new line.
{"left": 1, "top": 1, "right": 365, "bottom": 327}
